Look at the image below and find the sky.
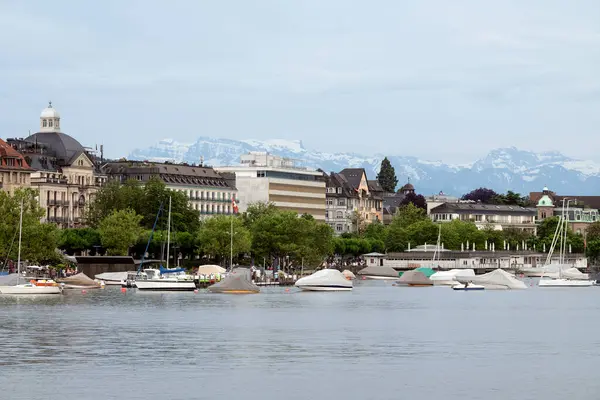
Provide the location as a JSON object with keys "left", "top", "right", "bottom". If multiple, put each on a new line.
{"left": 1, "top": 0, "right": 600, "bottom": 163}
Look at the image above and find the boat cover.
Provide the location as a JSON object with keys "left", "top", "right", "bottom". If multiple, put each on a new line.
{"left": 159, "top": 266, "right": 186, "bottom": 274}
{"left": 341, "top": 270, "right": 356, "bottom": 279}
{"left": 562, "top": 268, "right": 589, "bottom": 280}
{"left": 357, "top": 266, "right": 399, "bottom": 278}
{"left": 535, "top": 264, "right": 589, "bottom": 280}
{"left": 197, "top": 265, "right": 227, "bottom": 275}
{"left": 414, "top": 267, "right": 435, "bottom": 277}
{"left": 208, "top": 268, "right": 260, "bottom": 293}
{"left": 457, "top": 268, "right": 527, "bottom": 290}
{"left": 0, "top": 273, "right": 19, "bottom": 286}
{"left": 94, "top": 271, "right": 128, "bottom": 281}
{"left": 58, "top": 272, "right": 101, "bottom": 288}
{"left": 396, "top": 270, "right": 433, "bottom": 286}
{"left": 295, "top": 269, "right": 352, "bottom": 288}
{"left": 430, "top": 269, "right": 475, "bottom": 282}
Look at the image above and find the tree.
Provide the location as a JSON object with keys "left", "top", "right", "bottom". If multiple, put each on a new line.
{"left": 196, "top": 215, "right": 251, "bottom": 265}
{"left": 462, "top": 188, "right": 498, "bottom": 203}
{"left": 377, "top": 157, "right": 398, "bottom": 192}
{"left": 392, "top": 203, "right": 427, "bottom": 228}
{"left": 400, "top": 192, "right": 427, "bottom": 210}
{"left": 98, "top": 209, "right": 143, "bottom": 255}
{"left": 57, "top": 228, "right": 101, "bottom": 255}
{"left": 586, "top": 221, "right": 600, "bottom": 241}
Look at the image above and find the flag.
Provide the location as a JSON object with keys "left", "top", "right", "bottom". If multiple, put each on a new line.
{"left": 232, "top": 197, "right": 239, "bottom": 214}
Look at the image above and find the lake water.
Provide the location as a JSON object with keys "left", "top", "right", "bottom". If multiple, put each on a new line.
{"left": 1, "top": 280, "right": 600, "bottom": 400}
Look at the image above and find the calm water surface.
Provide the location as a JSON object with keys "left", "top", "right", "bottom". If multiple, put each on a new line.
{"left": 1, "top": 280, "right": 600, "bottom": 400}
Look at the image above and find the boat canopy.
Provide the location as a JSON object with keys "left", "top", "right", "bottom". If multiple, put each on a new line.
{"left": 159, "top": 266, "right": 186, "bottom": 275}
{"left": 430, "top": 269, "right": 475, "bottom": 282}
{"left": 414, "top": 267, "right": 435, "bottom": 277}
{"left": 357, "top": 266, "right": 399, "bottom": 278}
{"left": 197, "top": 265, "right": 227, "bottom": 275}
{"left": 396, "top": 270, "right": 433, "bottom": 286}
{"left": 208, "top": 268, "right": 260, "bottom": 294}
{"left": 457, "top": 268, "right": 527, "bottom": 290}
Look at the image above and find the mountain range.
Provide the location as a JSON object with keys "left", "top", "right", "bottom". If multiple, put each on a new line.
{"left": 128, "top": 137, "right": 600, "bottom": 196}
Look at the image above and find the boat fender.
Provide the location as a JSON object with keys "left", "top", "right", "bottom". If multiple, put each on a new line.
{"left": 121, "top": 287, "right": 127, "bottom": 293}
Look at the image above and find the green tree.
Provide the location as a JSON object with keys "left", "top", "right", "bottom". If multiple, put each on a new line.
{"left": 98, "top": 209, "right": 143, "bottom": 255}
{"left": 377, "top": 157, "right": 398, "bottom": 192}
{"left": 57, "top": 228, "right": 101, "bottom": 255}
{"left": 586, "top": 221, "right": 600, "bottom": 240}
{"left": 392, "top": 203, "right": 428, "bottom": 228}
{"left": 196, "top": 215, "right": 251, "bottom": 266}
{"left": 363, "top": 220, "right": 388, "bottom": 243}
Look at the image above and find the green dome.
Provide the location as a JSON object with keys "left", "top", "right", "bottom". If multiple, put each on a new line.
{"left": 537, "top": 194, "right": 553, "bottom": 207}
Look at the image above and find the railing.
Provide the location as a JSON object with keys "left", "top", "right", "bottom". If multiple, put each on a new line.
{"left": 48, "top": 199, "right": 57, "bottom": 206}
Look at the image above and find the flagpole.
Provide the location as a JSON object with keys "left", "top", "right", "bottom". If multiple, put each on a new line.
{"left": 230, "top": 213, "right": 233, "bottom": 272}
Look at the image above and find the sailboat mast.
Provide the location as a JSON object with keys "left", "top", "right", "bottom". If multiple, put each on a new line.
{"left": 230, "top": 215, "right": 233, "bottom": 271}
{"left": 17, "top": 200, "right": 23, "bottom": 284}
{"left": 166, "top": 196, "right": 171, "bottom": 269}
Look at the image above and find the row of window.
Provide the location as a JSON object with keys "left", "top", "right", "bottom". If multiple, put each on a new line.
{"left": 192, "top": 203, "right": 232, "bottom": 214}
{"left": 175, "top": 189, "right": 233, "bottom": 201}
{"left": 42, "top": 119, "right": 60, "bottom": 129}
{"left": 256, "top": 170, "right": 317, "bottom": 181}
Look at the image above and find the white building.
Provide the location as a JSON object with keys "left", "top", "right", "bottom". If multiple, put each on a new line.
{"left": 216, "top": 152, "right": 326, "bottom": 221}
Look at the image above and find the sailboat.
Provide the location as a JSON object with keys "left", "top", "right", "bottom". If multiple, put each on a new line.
{"left": 135, "top": 197, "right": 197, "bottom": 291}
{"left": 0, "top": 201, "right": 62, "bottom": 295}
{"left": 539, "top": 199, "right": 594, "bottom": 287}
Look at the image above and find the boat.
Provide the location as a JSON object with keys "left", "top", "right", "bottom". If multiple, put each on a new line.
{"left": 456, "top": 269, "right": 527, "bottom": 290}
{"left": 134, "top": 198, "right": 196, "bottom": 291}
{"left": 430, "top": 269, "right": 475, "bottom": 286}
{"left": 58, "top": 272, "right": 103, "bottom": 290}
{"left": 356, "top": 266, "right": 399, "bottom": 280}
{"left": 95, "top": 271, "right": 130, "bottom": 285}
{"left": 539, "top": 199, "right": 595, "bottom": 288}
{"left": 0, "top": 201, "right": 62, "bottom": 295}
{"left": 208, "top": 268, "right": 260, "bottom": 294}
{"left": 295, "top": 269, "right": 353, "bottom": 291}
{"left": 452, "top": 282, "right": 485, "bottom": 291}
{"left": 395, "top": 270, "right": 433, "bottom": 287}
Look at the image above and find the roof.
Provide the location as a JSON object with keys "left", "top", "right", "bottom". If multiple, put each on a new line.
{"left": 338, "top": 168, "right": 366, "bottom": 189}
{"left": 530, "top": 191, "right": 600, "bottom": 210}
{"left": 537, "top": 194, "right": 553, "bottom": 207}
{"left": 0, "top": 139, "right": 32, "bottom": 170}
{"left": 430, "top": 202, "right": 536, "bottom": 215}
{"left": 24, "top": 131, "right": 86, "bottom": 163}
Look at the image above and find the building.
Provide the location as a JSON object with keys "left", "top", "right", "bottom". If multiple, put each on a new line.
{"left": 430, "top": 202, "right": 537, "bottom": 234}
{"left": 7, "top": 103, "right": 107, "bottom": 226}
{"left": 533, "top": 186, "right": 599, "bottom": 234}
{"left": 322, "top": 169, "right": 383, "bottom": 233}
{"left": 0, "top": 138, "right": 33, "bottom": 193}
{"left": 216, "top": 152, "right": 326, "bottom": 220}
{"left": 101, "top": 160, "right": 237, "bottom": 216}
{"left": 425, "top": 191, "right": 460, "bottom": 215}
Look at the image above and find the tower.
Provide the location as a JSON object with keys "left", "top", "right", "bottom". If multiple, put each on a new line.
{"left": 536, "top": 186, "right": 554, "bottom": 220}
{"left": 39, "top": 101, "right": 61, "bottom": 132}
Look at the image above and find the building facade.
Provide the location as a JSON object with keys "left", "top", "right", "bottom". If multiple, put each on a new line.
{"left": 430, "top": 202, "right": 537, "bottom": 234}
{"left": 7, "top": 103, "right": 106, "bottom": 226}
{"left": 216, "top": 152, "right": 326, "bottom": 221}
{"left": 534, "top": 186, "right": 599, "bottom": 234}
{"left": 0, "top": 138, "right": 33, "bottom": 193}
{"left": 323, "top": 169, "right": 383, "bottom": 233}
{"left": 101, "top": 161, "right": 237, "bottom": 217}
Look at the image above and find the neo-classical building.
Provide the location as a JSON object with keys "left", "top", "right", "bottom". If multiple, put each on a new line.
{"left": 0, "top": 138, "right": 33, "bottom": 193}
{"left": 323, "top": 168, "right": 383, "bottom": 233}
{"left": 101, "top": 160, "right": 237, "bottom": 217}
{"left": 534, "top": 186, "right": 599, "bottom": 234}
{"left": 430, "top": 202, "right": 537, "bottom": 234}
{"left": 216, "top": 152, "right": 326, "bottom": 221}
{"left": 7, "top": 103, "right": 107, "bottom": 226}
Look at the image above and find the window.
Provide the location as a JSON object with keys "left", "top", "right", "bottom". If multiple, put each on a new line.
{"left": 337, "top": 199, "right": 346, "bottom": 206}
{"left": 337, "top": 188, "right": 342, "bottom": 194}
{"left": 326, "top": 199, "right": 333, "bottom": 206}
{"left": 325, "top": 211, "right": 328, "bottom": 218}
{"left": 43, "top": 119, "right": 47, "bottom": 127}
{"left": 49, "top": 120, "right": 53, "bottom": 127}
{"left": 336, "top": 224, "right": 343, "bottom": 232}
{"left": 55, "top": 120, "right": 59, "bottom": 129}
{"left": 336, "top": 211, "right": 343, "bottom": 219}
{"left": 257, "top": 171, "right": 266, "bottom": 178}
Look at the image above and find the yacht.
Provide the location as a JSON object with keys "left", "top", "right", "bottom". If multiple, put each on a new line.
{"left": 0, "top": 202, "right": 62, "bottom": 295}
{"left": 295, "top": 269, "right": 352, "bottom": 291}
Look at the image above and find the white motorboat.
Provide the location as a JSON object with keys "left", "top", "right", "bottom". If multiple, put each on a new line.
{"left": 95, "top": 271, "right": 130, "bottom": 285}
{"left": 295, "top": 269, "right": 352, "bottom": 291}
{"left": 0, "top": 202, "right": 62, "bottom": 295}
{"left": 430, "top": 269, "right": 475, "bottom": 286}
{"left": 538, "top": 278, "right": 594, "bottom": 287}
{"left": 452, "top": 283, "right": 485, "bottom": 291}
{"left": 539, "top": 200, "right": 595, "bottom": 288}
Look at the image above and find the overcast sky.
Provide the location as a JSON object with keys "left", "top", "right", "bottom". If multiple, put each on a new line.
{"left": 1, "top": 1, "right": 599, "bottom": 162}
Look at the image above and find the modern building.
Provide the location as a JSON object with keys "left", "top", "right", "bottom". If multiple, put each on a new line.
{"left": 101, "top": 160, "right": 237, "bottom": 217}
{"left": 534, "top": 186, "right": 599, "bottom": 234}
{"left": 0, "top": 138, "right": 33, "bottom": 193}
{"left": 322, "top": 168, "right": 383, "bottom": 233}
{"left": 6, "top": 103, "right": 107, "bottom": 226}
{"left": 429, "top": 202, "right": 537, "bottom": 234}
{"left": 216, "top": 152, "right": 326, "bottom": 220}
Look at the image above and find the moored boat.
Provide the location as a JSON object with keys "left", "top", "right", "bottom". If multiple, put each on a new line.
{"left": 452, "top": 283, "right": 485, "bottom": 291}
{"left": 295, "top": 269, "right": 352, "bottom": 291}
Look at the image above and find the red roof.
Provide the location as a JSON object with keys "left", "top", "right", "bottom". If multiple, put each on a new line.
{"left": 0, "top": 138, "right": 32, "bottom": 170}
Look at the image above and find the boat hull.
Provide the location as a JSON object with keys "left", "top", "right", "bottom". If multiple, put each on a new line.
{"left": 452, "top": 283, "right": 485, "bottom": 291}
{"left": 135, "top": 280, "right": 197, "bottom": 291}
{"left": 360, "top": 275, "right": 398, "bottom": 280}
{"left": 539, "top": 279, "right": 594, "bottom": 287}
{"left": 296, "top": 285, "right": 352, "bottom": 292}
{"left": 0, "top": 285, "right": 62, "bottom": 295}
